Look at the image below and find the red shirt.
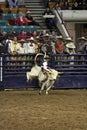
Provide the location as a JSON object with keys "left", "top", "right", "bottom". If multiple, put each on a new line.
{"left": 8, "top": 19, "right": 15, "bottom": 26}
{"left": 55, "top": 40, "right": 63, "bottom": 53}
{"left": 16, "top": 16, "right": 28, "bottom": 26}
{"left": 17, "top": 33, "right": 27, "bottom": 41}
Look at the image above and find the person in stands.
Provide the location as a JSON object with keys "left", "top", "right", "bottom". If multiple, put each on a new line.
{"left": 17, "top": 30, "right": 28, "bottom": 41}
{"left": 43, "top": 7, "right": 55, "bottom": 32}
{"left": 7, "top": 0, "right": 18, "bottom": 8}
{"left": 25, "top": 11, "right": 40, "bottom": 26}
{"left": 55, "top": 35, "right": 64, "bottom": 54}
{"left": 16, "top": 11, "right": 28, "bottom": 26}
{"left": 76, "top": 36, "right": 87, "bottom": 64}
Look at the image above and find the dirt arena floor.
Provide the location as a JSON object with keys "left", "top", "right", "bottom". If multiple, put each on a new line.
{"left": 0, "top": 88, "right": 87, "bottom": 130}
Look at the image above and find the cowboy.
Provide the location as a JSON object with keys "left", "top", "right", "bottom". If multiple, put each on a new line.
{"left": 55, "top": 35, "right": 64, "bottom": 54}
{"left": 41, "top": 33, "right": 53, "bottom": 54}
{"left": 55, "top": 35, "right": 64, "bottom": 63}
{"left": 41, "top": 56, "right": 51, "bottom": 73}
{"left": 25, "top": 11, "right": 40, "bottom": 26}
{"left": 65, "top": 42, "right": 76, "bottom": 54}
{"left": 65, "top": 42, "right": 76, "bottom": 65}
{"left": 76, "top": 36, "right": 87, "bottom": 64}
{"left": 76, "top": 36, "right": 87, "bottom": 54}
{"left": 24, "top": 37, "right": 36, "bottom": 54}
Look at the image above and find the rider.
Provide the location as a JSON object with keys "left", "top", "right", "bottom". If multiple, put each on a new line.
{"left": 41, "top": 56, "right": 51, "bottom": 73}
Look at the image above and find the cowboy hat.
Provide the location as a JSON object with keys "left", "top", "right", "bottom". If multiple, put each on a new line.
{"left": 77, "top": 36, "right": 87, "bottom": 41}
{"left": 18, "top": 39, "right": 26, "bottom": 43}
{"left": 56, "top": 35, "right": 63, "bottom": 39}
{"left": 66, "top": 42, "right": 76, "bottom": 49}
{"left": 64, "top": 37, "right": 73, "bottom": 41}
{"left": 26, "top": 11, "right": 31, "bottom": 14}
{"left": 43, "top": 33, "right": 52, "bottom": 37}
{"left": 29, "top": 37, "right": 35, "bottom": 41}
{"left": 35, "top": 36, "right": 41, "bottom": 39}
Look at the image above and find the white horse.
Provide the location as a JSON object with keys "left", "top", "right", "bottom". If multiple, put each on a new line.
{"left": 38, "top": 68, "right": 61, "bottom": 94}
{"left": 26, "top": 64, "right": 41, "bottom": 82}
{"left": 26, "top": 53, "right": 61, "bottom": 94}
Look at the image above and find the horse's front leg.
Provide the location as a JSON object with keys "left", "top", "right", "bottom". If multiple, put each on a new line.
{"left": 46, "top": 80, "right": 55, "bottom": 94}
{"left": 26, "top": 72, "right": 30, "bottom": 82}
{"left": 46, "top": 86, "right": 52, "bottom": 95}
{"left": 26, "top": 72, "right": 33, "bottom": 82}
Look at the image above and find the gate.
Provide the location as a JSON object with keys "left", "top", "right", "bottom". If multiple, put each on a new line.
{"left": 0, "top": 53, "right": 87, "bottom": 90}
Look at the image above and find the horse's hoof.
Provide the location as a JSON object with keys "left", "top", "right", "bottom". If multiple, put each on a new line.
{"left": 46, "top": 91, "right": 48, "bottom": 95}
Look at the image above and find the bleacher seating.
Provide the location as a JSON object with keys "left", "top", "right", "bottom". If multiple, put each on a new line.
{"left": 0, "top": 2, "right": 6, "bottom": 8}
{"left": 0, "top": 20, "right": 6, "bottom": 26}
{"left": 2, "top": 13, "right": 25, "bottom": 20}
{"left": 0, "top": 25, "right": 37, "bottom": 33}
{"left": 1, "top": 8, "right": 9, "bottom": 14}
{"left": 1, "top": 8, "right": 26, "bottom": 14}
{"left": 17, "top": 8, "right": 27, "bottom": 14}
{"left": 2, "top": 14, "right": 12, "bottom": 20}
{"left": 10, "top": 8, "right": 18, "bottom": 14}
{"left": 0, "top": 7, "right": 37, "bottom": 34}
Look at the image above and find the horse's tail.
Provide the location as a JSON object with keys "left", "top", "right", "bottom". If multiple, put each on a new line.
{"left": 34, "top": 52, "right": 47, "bottom": 65}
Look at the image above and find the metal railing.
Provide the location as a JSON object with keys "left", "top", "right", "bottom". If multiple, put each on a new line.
{"left": 0, "top": 53, "right": 87, "bottom": 89}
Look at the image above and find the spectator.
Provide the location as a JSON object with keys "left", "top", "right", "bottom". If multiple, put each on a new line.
{"left": 7, "top": 15, "right": 16, "bottom": 26}
{"left": 54, "top": 35, "right": 64, "bottom": 63}
{"left": 35, "top": 36, "right": 42, "bottom": 53}
{"left": 25, "top": 11, "right": 40, "bottom": 26}
{"left": 64, "top": 37, "right": 73, "bottom": 45}
{"left": 55, "top": 35, "right": 64, "bottom": 54}
{"left": 7, "top": 0, "right": 18, "bottom": 8}
{"left": 24, "top": 37, "right": 36, "bottom": 54}
{"left": 55, "top": 2, "right": 61, "bottom": 10}
{"left": 9, "top": 36, "right": 21, "bottom": 65}
{"left": 72, "top": 2, "right": 79, "bottom": 10}
{"left": 16, "top": 11, "right": 28, "bottom": 26}
{"left": 61, "top": 1, "right": 69, "bottom": 10}
{"left": 76, "top": 36, "right": 87, "bottom": 54}
{"left": 17, "top": 0, "right": 25, "bottom": 8}
{"left": 41, "top": 33, "right": 54, "bottom": 54}
{"left": 10, "top": 36, "right": 20, "bottom": 55}
{"left": 17, "top": 30, "right": 28, "bottom": 41}
{"left": 30, "top": 30, "right": 38, "bottom": 39}
{"left": 43, "top": 7, "right": 55, "bottom": 32}
{"left": 0, "top": 32, "right": 9, "bottom": 54}
{"left": 5, "top": 33, "right": 14, "bottom": 54}
{"left": 40, "top": 30, "right": 47, "bottom": 37}
{"left": 40, "top": 30, "right": 47, "bottom": 43}
{"left": 65, "top": 42, "right": 76, "bottom": 65}
{"left": 65, "top": 42, "right": 76, "bottom": 55}
{"left": 51, "top": 30, "right": 57, "bottom": 42}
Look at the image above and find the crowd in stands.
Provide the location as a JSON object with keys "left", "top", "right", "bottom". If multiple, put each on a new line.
{"left": 45, "top": 0, "right": 87, "bottom": 10}
{"left": 0, "top": 0, "right": 87, "bottom": 60}
{"left": 0, "top": 28, "right": 87, "bottom": 57}
{"left": 0, "top": 10, "right": 40, "bottom": 27}
{"left": 6, "top": 0, "right": 25, "bottom": 8}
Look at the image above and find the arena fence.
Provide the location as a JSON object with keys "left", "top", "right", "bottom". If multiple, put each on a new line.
{"left": 0, "top": 53, "right": 87, "bottom": 90}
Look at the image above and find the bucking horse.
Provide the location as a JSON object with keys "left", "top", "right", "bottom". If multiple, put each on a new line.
{"left": 26, "top": 53, "right": 62, "bottom": 94}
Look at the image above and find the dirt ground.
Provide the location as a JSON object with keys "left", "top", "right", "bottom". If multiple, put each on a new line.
{"left": 0, "top": 89, "right": 87, "bottom": 130}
